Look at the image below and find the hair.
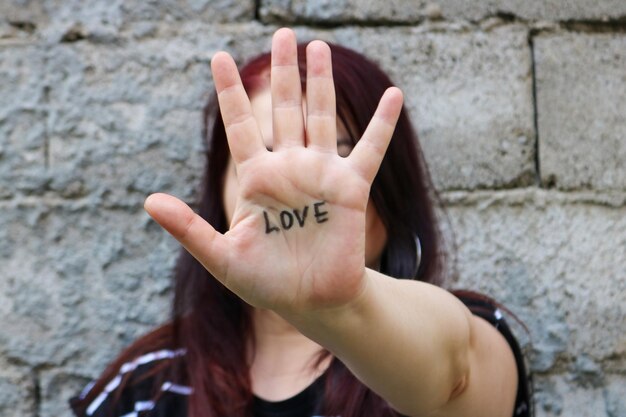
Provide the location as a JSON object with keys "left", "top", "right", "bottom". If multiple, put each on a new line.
{"left": 72, "top": 43, "right": 453, "bottom": 417}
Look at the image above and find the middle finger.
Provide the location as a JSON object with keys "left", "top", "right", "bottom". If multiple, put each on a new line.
{"left": 271, "top": 28, "right": 305, "bottom": 150}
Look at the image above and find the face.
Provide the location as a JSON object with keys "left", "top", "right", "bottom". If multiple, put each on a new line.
{"left": 222, "top": 87, "right": 388, "bottom": 269}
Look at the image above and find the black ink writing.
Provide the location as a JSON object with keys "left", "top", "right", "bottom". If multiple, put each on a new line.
{"left": 313, "top": 201, "right": 328, "bottom": 223}
{"left": 264, "top": 211, "right": 280, "bottom": 234}
{"left": 280, "top": 211, "right": 294, "bottom": 229}
{"left": 293, "top": 206, "right": 308, "bottom": 227}
{"left": 262, "top": 202, "right": 327, "bottom": 234}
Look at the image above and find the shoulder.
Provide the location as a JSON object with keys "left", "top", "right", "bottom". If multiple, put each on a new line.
{"left": 453, "top": 290, "right": 533, "bottom": 417}
{"left": 69, "top": 324, "right": 192, "bottom": 417}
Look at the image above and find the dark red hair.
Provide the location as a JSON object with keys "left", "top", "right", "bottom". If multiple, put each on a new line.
{"left": 73, "top": 42, "right": 447, "bottom": 417}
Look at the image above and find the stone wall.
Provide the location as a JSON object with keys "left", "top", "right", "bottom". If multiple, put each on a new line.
{"left": 1, "top": 1, "right": 624, "bottom": 416}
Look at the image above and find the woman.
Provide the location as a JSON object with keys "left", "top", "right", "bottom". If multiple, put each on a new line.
{"left": 70, "top": 28, "right": 531, "bottom": 417}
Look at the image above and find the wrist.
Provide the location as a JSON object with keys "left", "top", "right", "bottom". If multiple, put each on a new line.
{"left": 278, "top": 269, "right": 379, "bottom": 354}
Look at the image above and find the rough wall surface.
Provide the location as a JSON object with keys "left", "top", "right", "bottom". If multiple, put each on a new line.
{"left": 0, "top": 1, "right": 624, "bottom": 416}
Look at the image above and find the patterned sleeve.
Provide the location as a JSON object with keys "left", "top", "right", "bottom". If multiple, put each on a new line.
{"left": 455, "top": 293, "right": 533, "bottom": 417}
{"left": 69, "top": 349, "right": 191, "bottom": 417}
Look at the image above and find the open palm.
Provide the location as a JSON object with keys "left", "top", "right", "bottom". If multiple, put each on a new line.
{"left": 144, "top": 29, "right": 403, "bottom": 314}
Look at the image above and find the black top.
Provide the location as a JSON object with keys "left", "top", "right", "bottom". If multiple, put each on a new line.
{"left": 254, "top": 375, "right": 325, "bottom": 417}
{"left": 70, "top": 295, "right": 532, "bottom": 417}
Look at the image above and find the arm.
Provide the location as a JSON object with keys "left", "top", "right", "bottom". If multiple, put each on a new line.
{"left": 144, "top": 28, "right": 518, "bottom": 417}
{"left": 284, "top": 269, "right": 519, "bottom": 417}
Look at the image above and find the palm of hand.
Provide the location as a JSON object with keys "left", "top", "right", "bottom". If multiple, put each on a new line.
{"left": 144, "top": 29, "right": 403, "bottom": 314}
{"left": 224, "top": 148, "right": 370, "bottom": 311}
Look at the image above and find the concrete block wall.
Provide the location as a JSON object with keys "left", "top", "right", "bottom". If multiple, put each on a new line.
{"left": 0, "top": 1, "right": 624, "bottom": 416}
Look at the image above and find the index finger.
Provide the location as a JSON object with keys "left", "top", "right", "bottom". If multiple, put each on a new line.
{"left": 212, "top": 51, "right": 266, "bottom": 164}
{"left": 348, "top": 87, "right": 404, "bottom": 184}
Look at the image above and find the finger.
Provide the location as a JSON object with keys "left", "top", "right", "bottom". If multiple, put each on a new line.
{"left": 348, "top": 87, "right": 404, "bottom": 184}
{"left": 212, "top": 51, "right": 265, "bottom": 164}
{"left": 144, "top": 193, "right": 229, "bottom": 280}
{"left": 271, "top": 28, "right": 305, "bottom": 149}
{"left": 305, "top": 41, "right": 337, "bottom": 152}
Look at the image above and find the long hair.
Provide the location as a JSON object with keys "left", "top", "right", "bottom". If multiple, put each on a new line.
{"left": 73, "top": 42, "right": 448, "bottom": 417}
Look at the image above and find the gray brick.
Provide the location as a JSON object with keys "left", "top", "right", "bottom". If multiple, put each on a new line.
{"left": 604, "top": 374, "right": 626, "bottom": 417}
{"left": 445, "top": 190, "right": 626, "bottom": 369}
{"left": 534, "top": 373, "right": 610, "bottom": 417}
{"left": 0, "top": 360, "right": 35, "bottom": 417}
{"left": 330, "top": 25, "right": 535, "bottom": 190}
{"left": 40, "top": 369, "right": 92, "bottom": 417}
{"left": 3, "top": 24, "right": 535, "bottom": 194}
{"left": 0, "top": 46, "right": 48, "bottom": 198}
{"left": 260, "top": 0, "right": 626, "bottom": 23}
{"left": 1, "top": 0, "right": 255, "bottom": 42}
{"left": 536, "top": 32, "right": 626, "bottom": 191}
{"left": 0, "top": 201, "right": 176, "bottom": 371}
{"left": 43, "top": 24, "right": 272, "bottom": 206}
{"left": 260, "top": 0, "right": 429, "bottom": 23}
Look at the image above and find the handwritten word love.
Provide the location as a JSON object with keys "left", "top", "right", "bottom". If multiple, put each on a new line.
{"left": 263, "top": 201, "right": 328, "bottom": 234}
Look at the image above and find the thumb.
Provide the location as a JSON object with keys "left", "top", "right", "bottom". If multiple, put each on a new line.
{"left": 144, "top": 193, "right": 229, "bottom": 279}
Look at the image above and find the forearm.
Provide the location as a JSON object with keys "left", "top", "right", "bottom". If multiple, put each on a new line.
{"left": 281, "top": 269, "right": 473, "bottom": 417}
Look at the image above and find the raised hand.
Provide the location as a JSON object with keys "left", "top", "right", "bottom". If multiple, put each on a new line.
{"left": 144, "top": 28, "right": 403, "bottom": 314}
